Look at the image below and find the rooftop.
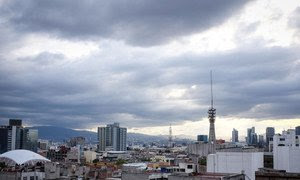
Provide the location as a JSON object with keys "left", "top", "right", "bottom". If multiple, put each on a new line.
{"left": 0, "top": 150, "right": 50, "bottom": 166}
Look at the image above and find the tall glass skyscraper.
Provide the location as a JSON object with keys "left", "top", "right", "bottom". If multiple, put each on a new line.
{"left": 23, "top": 129, "right": 39, "bottom": 152}
{"left": 247, "top": 127, "right": 257, "bottom": 145}
{"left": 0, "top": 119, "right": 38, "bottom": 153}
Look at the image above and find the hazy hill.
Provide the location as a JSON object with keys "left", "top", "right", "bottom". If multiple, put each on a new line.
{"left": 29, "top": 126, "right": 97, "bottom": 142}
{"left": 29, "top": 126, "right": 168, "bottom": 143}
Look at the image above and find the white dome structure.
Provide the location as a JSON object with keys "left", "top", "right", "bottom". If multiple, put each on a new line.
{"left": 0, "top": 150, "right": 50, "bottom": 166}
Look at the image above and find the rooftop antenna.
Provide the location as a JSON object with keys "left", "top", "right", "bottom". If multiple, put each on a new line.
{"left": 169, "top": 124, "right": 173, "bottom": 148}
{"left": 210, "top": 70, "right": 213, "bottom": 109}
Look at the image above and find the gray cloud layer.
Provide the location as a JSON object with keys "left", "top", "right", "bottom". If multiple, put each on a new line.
{"left": 2, "top": 0, "right": 248, "bottom": 46}
{"left": 0, "top": 1, "right": 300, "bottom": 129}
{"left": 0, "top": 44, "right": 299, "bottom": 128}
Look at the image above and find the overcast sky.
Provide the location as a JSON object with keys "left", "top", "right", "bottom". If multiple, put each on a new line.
{"left": 0, "top": 0, "right": 300, "bottom": 140}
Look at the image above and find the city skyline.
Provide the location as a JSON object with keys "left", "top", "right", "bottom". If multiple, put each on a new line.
{"left": 0, "top": 0, "right": 300, "bottom": 139}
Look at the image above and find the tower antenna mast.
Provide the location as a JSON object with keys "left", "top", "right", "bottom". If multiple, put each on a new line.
{"left": 210, "top": 70, "right": 213, "bottom": 108}
{"left": 169, "top": 124, "right": 173, "bottom": 148}
{"left": 208, "top": 70, "right": 216, "bottom": 145}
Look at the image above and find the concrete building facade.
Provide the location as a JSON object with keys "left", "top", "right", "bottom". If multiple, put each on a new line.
{"left": 98, "top": 123, "right": 127, "bottom": 152}
{"left": 271, "top": 129, "right": 300, "bottom": 173}
{"left": 83, "top": 150, "right": 97, "bottom": 163}
{"left": 266, "top": 127, "right": 275, "bottom": 146}
{"left": 255, "top": 168, "right": 300, "bottom": 180}
{"left": 187, "top": 143, "right": 215, "bottom": 157}
{"left": 207, "top": 152, "right": 264, "bottom": 180}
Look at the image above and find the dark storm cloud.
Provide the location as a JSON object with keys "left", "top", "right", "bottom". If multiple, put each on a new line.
{"left": 0, "top": 43, "right": 299, "bottom": 128}
{"left": 2, "top": 0, "right": 249, "bottom": 46}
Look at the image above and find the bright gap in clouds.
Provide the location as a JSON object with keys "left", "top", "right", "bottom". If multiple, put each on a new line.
{"left": 128, "top": 118, "right": 300, "bottom": 141}
{"left": 11, "top": 34, "right": 99, "bottom": 60}
{"left": 241, "top": 0, "right": 300, "bottom": 47}
{"left": 144, "top": 0, "right": 300, "bottom": 58}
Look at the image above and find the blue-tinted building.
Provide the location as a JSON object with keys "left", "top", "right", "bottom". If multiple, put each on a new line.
{"left": 296, "top": 126, "right": 300, "bottom": 136}
{"left": 197, "top": 135, "right": 208, "bottom": 143}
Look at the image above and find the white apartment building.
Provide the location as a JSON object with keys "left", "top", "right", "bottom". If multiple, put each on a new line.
{"left": 207, "top": 152, "right": 264, "bottom": 180}
{"left": 271, "top": 129, "right": 300, "bottom": 173}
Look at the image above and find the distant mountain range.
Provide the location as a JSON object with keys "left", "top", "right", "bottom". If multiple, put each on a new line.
{"left": 29, "top": 126, "right": 169, "bottom": 143}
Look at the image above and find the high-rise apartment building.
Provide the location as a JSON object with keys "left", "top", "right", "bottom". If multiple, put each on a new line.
{"left": 271, "top": 129, "right": 300, "bottom": 172}
{"left": 98, "top": 127, "right": 106, "bottom": 151}
{"left": 0, "top": 119, "right": 38, "bottom": 153}
{"left": 0, "top": 126, "right": 9, "bottom": 153}
{"left": 296, "top": 126, "right": 300, "bottom": 136}
{"left": 97, "top": 123, "right": 127, "bottom": 152}
{"left": 232, "top": 128, "right": 239, "bottom": 143}
{"left": 266, "top": 127, "right": 275, "bottom": 146}
{"left": 9, "top": 119, "right": 22, "bottom": 151}
{"left": 0, "top": 119, "right": 22, "bottom": 153}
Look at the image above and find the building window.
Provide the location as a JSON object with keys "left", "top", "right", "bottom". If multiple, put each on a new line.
{"left": 296, "top": 136, "right": 298, "bottom": 139}
{"left": 30, "top": 176, "right": 34, "bottom": 180}
{"left": 187, "top": 165, "right": 193, "bottom": 169}
{"left": 278, "top": 144, "right": 285, "bottom": 146}
{"left": 279, "top": 138, "right": 285, "bottom": 141}
{"left": 296, "top": 144, "right": 299, "bottom": 147}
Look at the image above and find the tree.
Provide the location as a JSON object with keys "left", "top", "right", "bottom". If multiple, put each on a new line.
{"left": 199, "top": 157, "right": 207, "bottom": 166}
{"left": 93, "top": 159, "right": 99, "bottom": 164}
{"left": 0, "top": 162, "right": 6, "bottom": 169}
{"left": 116, "top": 159, "right": 126, "bottom": 166}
